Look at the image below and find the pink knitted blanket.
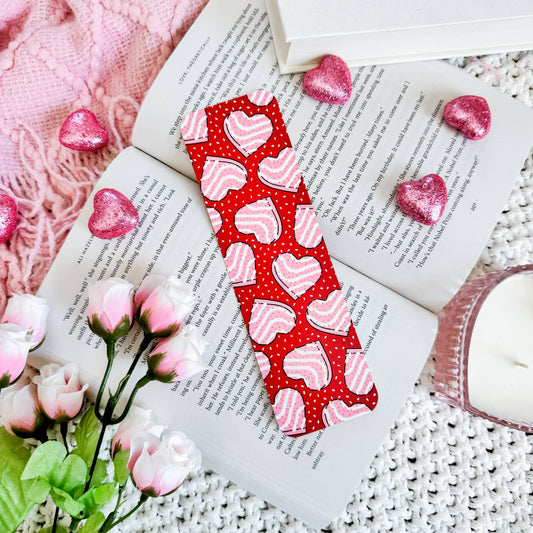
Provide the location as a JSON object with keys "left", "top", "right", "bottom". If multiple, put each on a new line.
{"left": 0, "top": 0, "right": 208, "bottom": 310}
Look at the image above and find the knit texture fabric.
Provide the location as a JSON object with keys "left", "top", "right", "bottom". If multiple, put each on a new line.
{"left": 0, "top": 0, "right": 208, "bottom": 310}
{"left": 3, "top": 3, "right": 533, "bottom": 531}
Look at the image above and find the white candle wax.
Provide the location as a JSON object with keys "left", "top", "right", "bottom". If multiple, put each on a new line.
{"left": 468, "top": 272, "right": 533, "bottom": 424}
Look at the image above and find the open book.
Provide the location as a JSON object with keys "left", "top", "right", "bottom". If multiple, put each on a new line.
{"left": 32, "top": 0, "right": 533, "bottom": 528}
{"left": 266, "top": 0, "right": 533, "bottom": 73}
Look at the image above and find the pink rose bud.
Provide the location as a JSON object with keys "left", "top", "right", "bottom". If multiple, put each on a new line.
{"left": 2, "top": 294, "right": 49, "bottom": 349}
{"left": 128, "top": 430, "right": 201, "bottom": 497}
{"left": 148, "top": 325, "right": 207, "bottom": 383}
{"left": 0, "top": 323, "right": 33, "bottom": 389}
{"left": 88, "top": 278, "right": 135, "bottom": 341}
{"left": 135, "top": 275, "right": 194, "bottom": 338}
{"left": 33, "top": 363, "right": 88, "bottom": 422}
{"left": 111, "top": 406, "right": 164, "bottom": 457}
{"left": 0, "top": 375, "right": 49, "bottom": 438}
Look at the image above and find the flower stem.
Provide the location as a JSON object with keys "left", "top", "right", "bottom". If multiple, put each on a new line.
{"left": 100, "top": 494, "right": 149, "bottom": 532}
{"left": 60, "top": 422, "right": 69, "bottom": 452}
{"left": 113, "top": 333, "right": 153, "bottom": 402}
{"left": 99, "top": 484, "right": 125, "bottom": 532}
{"left": 94, "top": 340, "right": 116, "bottom": 422}
{"left": 111, "top": 375, "right": 153, "bottom": 425}
{"left": 52, "top": 506, "right": 59, "bottom": 533}
{"left": 85, "top": 335, "right": 154, "bottom": 491}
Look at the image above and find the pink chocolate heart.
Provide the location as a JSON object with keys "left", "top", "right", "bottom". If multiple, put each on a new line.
{"left": 396, "top": 174, "right": 447, "bottom": 225}
{"left": 89, "top": 188, "right": 139, "bottom": 239}
{"left": 443, "top": 95, "right": 491, "bottom": 140}
{"left": 302, "top": 55, "right": 352, "bottom": 105}
{"left": 59, "top": 109, "right": 109, "bottom": 151}
{"left": 0, "top": 194, "right": 17, "bottom": 244}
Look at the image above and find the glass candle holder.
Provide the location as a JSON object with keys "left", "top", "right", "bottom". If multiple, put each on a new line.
{"left": 434, "top": 264, "right": 533, "bottom": 432}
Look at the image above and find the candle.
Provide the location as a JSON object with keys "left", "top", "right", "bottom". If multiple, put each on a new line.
{"left": 467, "top": 272, "right": 533, "bottom": 424}
{"left": 434, "top": 265, "right": 533, "bottom": 431}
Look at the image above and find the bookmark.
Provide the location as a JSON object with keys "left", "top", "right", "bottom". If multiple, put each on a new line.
{"left": 182, "top": 90, "right": 378, "bottom": 436}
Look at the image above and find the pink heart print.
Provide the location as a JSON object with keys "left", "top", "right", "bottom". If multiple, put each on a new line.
{"left": 223, "top": 110, "right": 273, "bottom": 156}
{"left": 182, "top": 91, "right": 378, "bottom": 436}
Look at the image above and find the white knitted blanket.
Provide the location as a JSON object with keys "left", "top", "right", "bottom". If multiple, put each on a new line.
{"left": 20, "top": 51, "right": 533, "bottom": 533}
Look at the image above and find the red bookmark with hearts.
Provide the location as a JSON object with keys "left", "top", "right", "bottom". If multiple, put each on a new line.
{"left": 182, "top": 91, "right": 378, "bottom": 436}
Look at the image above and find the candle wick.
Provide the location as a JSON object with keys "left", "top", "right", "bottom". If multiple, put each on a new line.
{"left": 515, "top": 361, "right": 529, "bottom": 368}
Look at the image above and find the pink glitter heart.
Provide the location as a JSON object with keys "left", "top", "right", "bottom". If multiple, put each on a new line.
{"left": 302, "top": 55, "right": 352, "bottom": 105}
{"left": 89, "top": 188, "right": 139, "bottom": 239}
{"left": 0, "top": 194, "right": 17, "bottom": 244}
{"left": 443, "top": 95, "right": 491, "bottom": 140}
{"left": 396, "top": 174, "right": 447, "bottom": 225}
{"left": 59, "top": 109, "right": 109, "bottom": 151}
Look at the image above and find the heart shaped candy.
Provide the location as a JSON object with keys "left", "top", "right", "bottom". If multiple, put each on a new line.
{"left": 89, "top": 188, "right": 139, "bottom": 239}
{"left": 59, "top": 109, "right": 109, "bottom": 151}
{"left": 443, "top": 95, "right": 491, "bottom": 140}
{"left": 303, "top": 55, "right": 352, "bottom": 104}
{"left": 396, "top": 174, "right": 447, "bottom": 225}
{"left": 0, "top": 194, "right": 17, "bottom": 244}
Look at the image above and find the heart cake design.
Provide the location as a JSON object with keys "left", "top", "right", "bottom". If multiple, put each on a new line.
{"left": 396, "top": 174, "right": 447, "bottom": 225}
{"left": 257, "top": 147, "right": 302, "bottom": 193}
{"left": 0, "top": 194, "right": 18, "bottom": 244}
{"left": 223, "top": 242, "right": 256, "bottom": 287}
{"left": 306, "top": 289, "right": 351, "bottom": 336}
{"left": 283, "top": 341, "right": 332, "bottom": 391}
{"left": 345, "top": 348, "right": 374, "bottom": 395}
{"left": 59, "top": 109, "right": 109, "bottom": 151}
{"left": 272, "top": 253, "right": 322, "bottom": 299}
{"left": 302, "top": 55, "right": 352, "bottom": 105}
{"left": 181, "top": 108, "right": 209, "bottom": 144}
{"left": 223, "top": 111, "right": 273, "bottom": 156}
{"left": 248, "top": 298, "right": 296, "bottom": 345}
{"left": 88, "top": 188, "right": 139, "bottom": 240}
{"left": 272, "top": 388, "right": 307, "bottom": 436}
{"left": 294, "top": 204, "right": 323, "bottom": 248}
{"left": 201, "top": 156, "right": 248, "bottom": 201}
{"left": 234, "top": 197, "right": 282, "bottom": 244}
{"left": 247, "top": 90, "right": 274, "bottom": 107}
{"left": 207, "top": 207, "right": 222, "bottom": 234}
{"left": 321, "top": 400, "right": 370, "bottom": 428}
{"left": 443, "top": 95, "right": 491, "bottom": 140}
{"left": 255, "top": 351, "right": 271, "bottom": 380}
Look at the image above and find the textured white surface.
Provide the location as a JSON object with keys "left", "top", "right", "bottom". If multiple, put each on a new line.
{"left": 20, "top": 51, "right": 533, "bottom": 532}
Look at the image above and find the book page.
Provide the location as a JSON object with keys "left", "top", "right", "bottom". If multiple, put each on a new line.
{"left": 132, "top": 0, "right": 533, "bottom": 312}
{"left": 33, "top": 148, "right": 437, "bottom": 528}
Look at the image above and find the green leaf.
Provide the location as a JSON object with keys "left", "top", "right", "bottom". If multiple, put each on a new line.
{"left": 0, "top": 428, "right": 35, "bottom": 532}
{"left": 50, "top": 486, "right": 85, "bottom": 518}
{"left": 28, "top": 477, "right": 51, "bottom": 504}
{"left": 89, "top": 459, "right": 108, "bottom": 490}
{"left": 39, "top": 526, "right": 68, "bottom": 533}
{"left": 72, "top": 407, "right": 101, "bottom": 467}
{"left": 77, "top": 511, "right": 106, "bottom": 533}
{"left": 78, "top": 482, "right": 118, "bottom": 516}
{"left": 21, "top": 440, "right": 67, "bottom": 481}
{"left": 113, "top": 450, "right": 130, "bottom": 485}
{"left": 50, "top": 454, "right": 87, "bottom": 494}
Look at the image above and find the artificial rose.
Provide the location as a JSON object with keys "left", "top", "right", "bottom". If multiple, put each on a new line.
{"left": 2, "top": 294, "right": 49, "bottom": 349}
{"left": 33, "top": 363, "right": 88, "bottom": 421}
{"left": 88, "top": 278, "right": 134, "bottom": 341}
{"left": 148, "top": 325, "right": 207, "bottom": 383}
{"left": 0, "top": 323, "right": 33, "bottom": 388}
{"left": 111, "top": 406, "right": 163, "bottom": 457}
{"left": 0, "top": 374, "right": 49, "bottom": 438}
{"left": 128, "top": 430, "right": 201, "bottom": 497}
{"left": 134, "top": 275, "right": 194, "bottom": 338}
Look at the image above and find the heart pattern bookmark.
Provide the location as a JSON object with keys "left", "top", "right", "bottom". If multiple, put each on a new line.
{"left": 182, "top": 90, "right": 378, "bottom": 436}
